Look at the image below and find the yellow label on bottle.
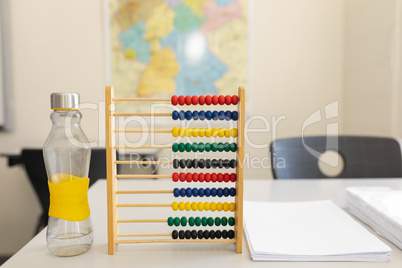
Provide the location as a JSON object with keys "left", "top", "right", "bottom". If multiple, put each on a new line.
{"left": 48, "top": 174, "right": 90, "bottom": 222}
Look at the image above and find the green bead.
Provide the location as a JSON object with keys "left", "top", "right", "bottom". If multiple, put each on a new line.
{"left": 192, "top": 143, "right": 198, "bottom": 152}
{"left": 168, "top": 217, "right": 174, "bottom": 226}
{"left": 215, "top": 217, "right": 221, "bottom": 226}
{"left": 198, "top": 142, "right": 205, "bottom": 152}
{"left": 207, "top": 217, "right": 214, "bottom": 226}
{"left": 217, "top": 142, "right": 224, "bottom": 152}
{"left": 211, "top": 143, "right": 218, "bottom": 152}
{"left": 188, "top": 217, "right": 195, "bottom": 226}
{"left": 181, "top": 216, "right": 187, "bottom": 226}
{"left": 205, "top": 143, "right": 211, "bottom": 152}
{"left": 185, "top": 143, "right": 192, "bottom": 152}
{"left": 230, "top": 143, "right": 237, "bottom": 152}
{"left": 172, "top": 143, "right": 179, "bottom": 152}
{"left": 224, "top": 142, "right": 230, "bottom": 152}
{"left": 229, "top": 217, "right": 235, "bottom": 226}
{"left": 174, "top": 217, "right": 180, "bottom": 226}
{"left": 195, "top": 217, "right": 201, "bottom": 226}
{"left": 202, "top": 217, "right": 208, "bottom": 226}
{"left": 221, "top": 217, "right": 228, "bottom": 226}
{"left": 179, "top": 143, "right": 186, "bottom": 152}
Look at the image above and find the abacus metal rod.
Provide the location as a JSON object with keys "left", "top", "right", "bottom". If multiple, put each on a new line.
{"left": 118, "top": 233, "right": 170, "bottom": 237}
{"left": 117, "top": 204, "right": 172, "bottom": 208}
{"left": 115, "top": 174, "right": 171, "bottom": 179}
{"left": 113, "top": 97, "right": 170, "bottom": 102}
{"left": 116, "top": 190, "right": 172, "bottom": 194}
{"left": 113, "top": 112, "right": 171, "bottom": 117}
{"left": 115, "top": 145, "right": 171, "bottom": 149}
{"left": 114, "top": 129, "right": 172, "bottom": 133}
{"left": 116, "top": 239, "right": 236, "bottom": 244}
{"left": 117, "top": 219, "right": 166, "bottom": 223}
{"left": 115, "top": 160, "right": 173, "bottom": 165}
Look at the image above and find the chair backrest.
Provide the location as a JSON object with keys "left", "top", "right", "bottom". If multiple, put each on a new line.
{"left": 270, "top": 136, "right": 402, "bottom": 179}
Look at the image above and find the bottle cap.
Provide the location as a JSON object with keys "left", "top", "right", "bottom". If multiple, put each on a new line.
{"left": 50, "top": 93, "right": 80, "bottom": 109}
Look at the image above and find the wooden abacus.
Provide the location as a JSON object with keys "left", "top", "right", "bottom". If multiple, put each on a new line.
{"left": 105, "top": 86, "right": 245, "bottom": 254}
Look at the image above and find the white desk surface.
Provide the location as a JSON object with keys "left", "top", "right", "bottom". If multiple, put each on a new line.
{"left": 3, "top": 178, "right": 402, "bottom": 268}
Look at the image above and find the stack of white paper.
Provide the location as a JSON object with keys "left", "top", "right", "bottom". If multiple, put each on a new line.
{"left": 243, "top": 200, "right": 391, "bottom": 261}
{"left": 345, "top": 187, "right": 402, "bottom": 250}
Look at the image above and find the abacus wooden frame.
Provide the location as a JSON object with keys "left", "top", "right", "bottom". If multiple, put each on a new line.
{"left": 105, "top": 86, "right": 245, "bottom": 254}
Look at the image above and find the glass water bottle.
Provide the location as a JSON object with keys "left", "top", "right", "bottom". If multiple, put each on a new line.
{"left": 43, "top": 93, "right": 93, "bottom": 256}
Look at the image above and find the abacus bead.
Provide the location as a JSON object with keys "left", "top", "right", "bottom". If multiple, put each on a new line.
{"left": 172, "top": 127, "right": 179, "bottom": 137}
{"left": 232, "top": 128, "right": 238, "bottom": 137}
{"left": 205, "top": 173, "right": 211, "bottom": 182}
{"left": 210, "top": 202, "right": 217, "bottom": 211}
{"left": 179, "top": 173, "right": 186, "bottom": 182}
{"left": 191, "top": 230, "right": 197, "bottom": 239}
{"left": 202, "top": 217, "right": 208, "bottom": 226}
{"left": 225, "top": 128, "right": 231, "bottom": 138}
{"left": 186, "top": 159, "right": 192, "bottom": 169}
{"left": 179, "top": 111, "right": 186, "bottom": 120}
{"left": 191, "top": 96, "right": 198, "bottom": 105}
{"left": 205, "top": 95, "right": 212, "bottom": 105}
{"left": 191, "top": 202, "right": 197, "bottom": 211}
{"left": 180, "top": 188, "right": 186, "bottom": 197}
{"left": 185, "top": 128, "right": 192, "bottom": 137}
{"left": 205, "top": 128, "right": 212, "bottom": 137}
{"left": 223, "top": 173, "right": 230, "bottom": 182}
{"left": 206, "top": 159, "right": 212, "bottom": 168}
{"left": 205, "top": 143, "right": 211, "bottom": 152}
{"left": 223, "top": 159, "right": 230, "bottom": 168}
{"left": 230, "top": 143, "right": 237, "bottom": 152}
{"left": 223, "top": 187, "right": 229, "bottom": 197}
{"left": 179, "top": 230, "right": 185, "bottom": 239}
{"left": 230, "top": 173, "right": 236, "bottom": 182}
{"left": 185, "top": 230, "right": 191, "bottom": 239}
{"left": 225, "top": 110, "right": 231, "bottom": 120}
{"left": 178, "top": 95, "right": 185, "bottom": 105}
{"left": 225, "top": 95, "right": 232, "bottom": 105}
{"left": 179, "top": 202, "right": 185, "bottom": 211}
{"left": 192, "top": 187, "right": 198, "bottom": 197}
{"left": 178, "top": 143, "right": 185, "bottom": 152}
{"left": 185, "top": 202, "right": 192, "bottom": 211}
{"left": 216, "top": 202, "right": 223, "bottom": 211}
{"left": 221, "top": 217, "right": 228, "bottom": 226}
{"left": 192, "top": 159, "right": 198, "bottom": 169}
{"left": 229, "top": 202, "right": 236, "bottom": 212}
{"left": 205, "top": 111, "right": 212, "bottom": 120}
{"left": 185, "top": 95, "right": 192, "bottom": 105}
{"left": 185, "top": 143, "right": 191, "bottom": 152}
{"left": 179, "top": 127, "right": 186, "bottom": 137}
{"left": 211, "top": 188, "right": 217, "bottom": 196}
{"left": 232, "top": 111, "right": 238, "bottom": 120}
{"left": 218, "top": 128, "right": 225, "bottom": 137}
{"left": 205, "top": 188, "right": 211, "bottom": 197}
{"left": 172, "top": 230, "right": 178, "bottom": 239}
{"left": 198, "top": 230, "right": 203, "bottom": 239}
{"left": 218, "top": 95, "right": 225, "bottom": 105}
{"left": 172, "top": 202, "right": 179, "bottom": 211}
{"left": 229, "top": 217, "right": 235, "bottom": 226}
{"left": 211, "top": 143, "right": 218, "bottom": 152}
{"left": 179, "top": 159, "right": 186, "bottom": 168}
{"left": 215, "top": 230, "right": 222, "bottom": 239}
{"left": 217, "top": 188, "right": 223, "bottom": 197}
{"left": 168, "top": 217, "right": 174, "bottom": 226}
{"left": 193, "top": 110, "right": 199, "bottom": 120}
{"left": 215, "top": 217, "right": 221, "bottom": 226}
{"left": 198, "top": 142, "right": 204, "bottom": 152}
{"left": 231, "top": 159, "right": 237, "bottom": 168}
{"left": 222, "top": 230, "right": 228, "bottom": 239}
{"left": 181, "top": 216, "right": 187, "bottom": 226}
{"left": 203, "top": 230, "right": 209, "bottom": 239}
{"left": 199, "top": 95, "right": 205, "bottom": 105}
{"left": 198, "top": 128, "right": 205, "bottom": 137}
{"left": 186, "top": 187, "right": 192, "bottom": 197}
{"left": 219, "top": 111, "right": 225, "bottom": 120}
{"left": 172, "top": 111, "right": 179, "bottom": 120}
{"left": 173, "top": 159, "right": 179, "bottom": 169}
{"left": 223, "top": 202, "right": 229, "bottom": 211}
{"left": 198, "top": 188, "right": 205, "bottom": 197}
{"left": 211, "top": 173, "right": 217, "bottom": 182}
{"left": 209, "top": 230, "right": 215, "bottom": 239}
{"left": 204, "top": 202, "right": 210, "bottom": 210}
{"left": 197, "top": 201, "right": 204, "bottom": 211}
{"left": 199, "top": 110, "right": 206, "bottom": 120}
{"left": 193, "top": 172, "right": 199, "bottom": 182}
{"left": 172, "top": 143, "right": 179, "bottom": 152}
{"left": 198, "top": 159, "right": 205, "bottom": 168}
{"left": 228, "top": 230, "right": 235, "bottom": 239}
{"left": 199, "top": 173, "right": 205, "bottom": 182}
{"left": 207, "top": 217, "right": 214, "bottom": 226}
{"left": 172, "top": 172, "right": 179, "bottom": 182}
{"left": 212, "top": 95, "right": 219, "bottom": 105}
{"left": 232, "top": 95, "right": 239, "bottom": 105}
{"left": 188, "top": 217, "right": 195, "bottom": 226}
{"left": 195, "top": 217, "right": 201, "bottom": 226}
{"left": 212, "top": 111, "right": 219, "bottom": 120}
{"left": 229, "top": 188, "right": 236, "bottom": 197}
{"left": 192, "top": 143, "right": 198, "bottom": 152}
{"left": 192, "top": 128, "right": 198, "bottom": 137}
{"left": 173, "top": 188, "right": 180, "bottom": 197}
{"left": 171, "top": 95, "right": 178, "bottom": 105}
{"left": 174, "top": 217, "right": 181, "bottom": 226}
{"left": 224, "top": 143, "right": 230, "bottom": 152}
{"left": 185, "top": 110, "right": 192, "bottom": 120}
{"left": 217, "top": 142, "right": 224, "bottom": 152}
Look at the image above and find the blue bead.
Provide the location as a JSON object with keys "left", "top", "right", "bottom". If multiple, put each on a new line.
{"left": 186, "top": 187, "right": 192, "bottom": 197}
{"left": 205, "top": 188, "right": 211, "bottom": 197}
{"left": 206, "top": 111, "right": 212, "bottom": 120}
{"left": 193, "top": 111, "right": 199, "bottom": 120}
{"left": 225, "top": 111, "right": 231, "bottom": 121}
{"left": 229, "top": 188, "right": 236, "bottom": 197}
{"left": 223, "top": 187, "right": 229, "bottom": 197}
{"left": 199, "top": 111, "right": 206, "bottom": 120}
{"left": 173, "top": 188, "right": 180, "bottom": 197}
{"left": 185, "top": 110, "right": 192, "bottom": 120}
{"left": 211, "top": 188, "right": 217, "bottom": 197}
{"left": 212, "top": 111, "right": 219, "bottom": 120}
{"left": 172, "top": 111, "right": 179, "bottom": 120}
{"left": 192, "top": 188, "right": 198, "bottom": 197}
{"left": 180, "top": 188, "right": 186, "bottom": 197}
{"left": 198, "top": 188, "right": 205, "bottom": 197}
{"left": 219, "top": 111, "right": 225, "bottom": 120}
{"left": 217, "top": 188, "right": 223, "bottom": 197}
{"left": 179, "top": 111, "right": 186, "bottom": 120}
{"left": 232, "top": 111, "right": 238, "bottom": 121}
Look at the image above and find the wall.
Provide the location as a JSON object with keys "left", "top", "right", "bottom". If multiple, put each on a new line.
{"left": 0, "top": 0, "right": 344, "bottom": 255}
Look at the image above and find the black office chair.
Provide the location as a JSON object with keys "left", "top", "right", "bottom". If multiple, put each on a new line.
{"left": 270, "top": 136, "right": 402, "bottom": 179}
{"left": 21, "top": 148, "right": 107, "bottom": 234}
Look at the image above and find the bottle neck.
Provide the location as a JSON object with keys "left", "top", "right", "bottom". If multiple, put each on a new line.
{"left": 50, "top": 109, "right": 82, "bottom": 127}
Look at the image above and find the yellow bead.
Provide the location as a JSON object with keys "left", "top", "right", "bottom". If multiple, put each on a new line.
{"left": 198, "top": 202, "right": 204, "bottom": 211}
{"left": 199, "top": 128, "right": 205, "bottom": 137}
{"left": 179, "top": 127, "right": 186, "bottom": 137}
{"left": 192, "top": 202, "right": 198, "bottom": 211}
{"left": 210, "top": 202, "right": 217, "bottom": 211}
{"left": 179, "top": 201, "right": 185, "bottom": 211}
{"left": 185, "top": 128, "right": 192, "bottom": 137}
{"left": 172, "top": 127, "right": 179, "bottom": 137}
{"left": 229, "top": 202, "right": 236, "bottom": 212}
{"left": 225, "top": 128, "right": 231, "bottom": 138}
{"left": 216, "top": 202, "right": 223, "bottom": 211}
{"left": 218, "top": 128, "right": 225, "bottom": 137}
{"left": 172, "top": 201, "right": 179, "bottom": 211}
{"left": 204, "top": 202, "right": 210, "bottom": 211}
{"left": 232, "top": 128, "right": 238, "bottom": 137}
{"left": 211, "top": 128, "right": 218, "bottom": 137}
{"left": 223, "top": 202, "right": 229, "bottom": 212}
{"left": 185, "top": 202, "right": 192, "bottom": 211}
{"left": 205, "top": 128, "right": 211, "bottom": 137}
{"left": 192, "top": 127, "right": 198, "bottom": 137}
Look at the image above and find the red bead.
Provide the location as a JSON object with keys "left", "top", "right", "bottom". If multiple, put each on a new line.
{"left": 223, "top": 173, "right": 230, "bottom": 182}
{"left": 211, "top": 173, "right": 217, "bottom": 182}
{"left": 172, "top": 172, "right": 179, "bottom": 182}
{"left": 218, "top": 95, "right": 225, "bottom": 105}
{"left": 193, "top": 172, "right": 199, "bottom": 182}
{"left": 186, "top": 172, "right": 192, "bottom": 182}
{"left": 198, "top": 173, "right": 205, "bottom": 182}
{"left": 205, "top": 95, "right": 212, "bottom": 105}
{"left": 217, "top": 173, "right": 223, "bottom": 182}
{"left": 185, "top": 95, "right": 192, "bottom": 105}
{"left": 178, "top": 95, "right": 185, "bottom": 105}
{"left": 230, "top": 173, "right": 236, "bottom": 182}
{"left": 171, "top": 95, "right": 178, "bottom": 105}
{"left": 232, "top": 95, "right": 238, "bottom": 105}
{"left": 179, "top": 173, "right": 186, "bottom": 182}
{"left": 199, "top": 95, "right": 205, "bottom": 105}
{"left": 191, "top": 96, "right": 198, "bottom": 105}
{"left": 205, "top": 173, "right": 211, "bottom": 182}
{"left": 225, "top": 95, "right": 231, "bottom": 105}
{"left": 212, "top": 95, "right": 219, "bottom": 105}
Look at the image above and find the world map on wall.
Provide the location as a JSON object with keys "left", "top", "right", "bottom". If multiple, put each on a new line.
{"left": 110, "top": 0, "right": 248, "bottom": 109}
